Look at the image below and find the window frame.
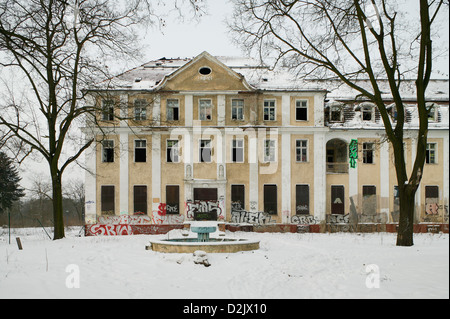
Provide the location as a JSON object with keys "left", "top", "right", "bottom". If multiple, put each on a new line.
{"left": 166, "top": 139, "right": 180, "bottom": 163}
{"left": 263, "top": 99, "right": 276, "bottom": 121}
{"left": 295, "top": 139, "right": 308, "bottom": 162}
{"left": 101, "top": 99, "right": 115, "bottom": 121}
{"left": 167, "top": 98, "right": 180, "bottom": 121}
{"left": 199, "top": 99, "right": 213, "bottom": 121}
{"left": 231, "top": 138, "right": 244, "bottom": 163}
{"left": 361, "top": 104, "right": 374, "bottom": 122}
{"left": 133, "top": 99, "right": 147, "bottom": 121}
{"left": 102, "top": 140, "right": 114, "bottom": 163}
{"left": 426, "top": 143, "right": 437, "bottom": 164}
{"left": 263, "top": 139, "right": 277, "bottom": 162}
{"left": 134, "top": 139, "right": 147, "bottom": 163}
{"left": 362, "top": 142, "right": 375, "bottom": 164}
{"left": 231, "top": 99, "right": 244, "bottom": 121}
{"left": 295, "top": 99, "right": 308, "bottom": 121}
{"left": 199, "top": 139, "right": 212, "bottom": 163}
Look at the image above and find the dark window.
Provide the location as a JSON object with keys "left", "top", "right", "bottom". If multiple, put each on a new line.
{"left": 135, "top": 140, "right": 146, "bottom": 162}
{"left": 425, "top": 186, "right": 439, "bottom": 199}
{"left": 101, "top": 186, "right": 115, "bottom": 215}
{"left": 199, "top": 67, "right": 212, "bottom": 75}
{"left": 426, "top": 143, "right": 436, "bottom": 164}
{"left": 199, "top": 139, "right": 212, "bottom": 163}
{"left": 296, "top": 100, "right": 307, "bottom": 121}
{"left": 231, "top": 185, "right": 245, "bottom": 211}
{"left": 102, "top": 100, "right": 114, "bottom": 121}
{"left": 331, "top": 185, "right": 345, "bottom": 214}
{"left": 264, "top": 185, "right": 277, "bottom": 215}
{"left": 363, "top": 142, "right": 374, "bottom": 164}
{"left": 167, "top": 99, "right": 179, "bottom": 121}
{"left": 133, "top": 186, "right": 147, "bottom": 214}
{"left": 295, "top": 185, "right": 309, "bottom": 214}
{"left": 102, "top": 140, "right": 114, "bottom": 163}
{"left": 166, "top": 185, "right": 180, "bottom": 214}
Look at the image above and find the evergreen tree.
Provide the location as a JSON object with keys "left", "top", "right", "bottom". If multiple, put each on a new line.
{"left": 0, "top": 152, "right": 25, "bottom": 213}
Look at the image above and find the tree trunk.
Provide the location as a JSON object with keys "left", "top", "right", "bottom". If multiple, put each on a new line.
{"left": 396, "top": 185, "right": 416, "bottom": 246}
{"left": 51, "top": 167, "right": 65, "bottom": 240}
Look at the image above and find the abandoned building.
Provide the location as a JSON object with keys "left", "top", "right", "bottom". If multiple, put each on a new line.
{"left": 82, "top": 51, "right": 449, "bottom": 235}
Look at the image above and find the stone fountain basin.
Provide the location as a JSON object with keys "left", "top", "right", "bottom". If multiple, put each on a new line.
{"left": 148, "top": 238, "right": 260, "bottom": 253}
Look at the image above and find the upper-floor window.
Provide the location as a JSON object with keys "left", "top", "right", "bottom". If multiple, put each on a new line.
{"left": 426, "top": 143, "right": 437, "bottom": 164}
{"left": 167, "top": 140, "right": 180, "bottom": 163}
{"left": 167, "top": 99, "right": 179, "bottom": 121}
{"left": 134, "top": 99, "right": 147, "bottom": 121}
{"left": 362, "top": 142, "right": 374, "bottom": 164}
{"left": 199, "top": 99, "right": 212, "bottom": 121}
{"left": 295, "top": 100, "right": 308, "bottom": 121}
{"left": 329, "top": 105, "right": 343, "bottom": 122}
{"left": 199, "top": 139, "right": 212, "bottom": 162}
{"left": 102, "top": 140, "right": 114, "bottom": 162}
{"left": 102, "top": 100, "right": 114, "bottom": 121}
{"left": 231, "top": 99, "right": 244, "bottom": 120}
{"left": 426, "top": 103, "right": 438, "bottom": 122}
{"left": 263, "top": 100, "right": 276, "bottom": 121}
{"left": 134, "top": 140, "right": 147, "bottom": 162}
{"left": 295, "top": 140, "right": 308, "bottom": 162}
{"left": 264, "top": 139, "right": 276, "bottom": 162}
{"left": 232, "top": 139, "right": 244, "bottom": 163}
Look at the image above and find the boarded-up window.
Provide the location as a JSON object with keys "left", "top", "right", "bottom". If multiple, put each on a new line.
{"left": 166, "top": 185, "right": 180, "bottom": 214}
{"left": 101, "top": 186, "right": 115, "bottom": 215}
{"left": 133, "top": 186, "right": 147, "bottom": 214}
{"left": 296, "top": 185, "right": 309, "bottom": 214}
{"left": 231, "top": 185, "right": 245, "bottom": 211}
{"left": 264, "top": 185, "right": 277, "bottom": 215}
{"left": 362, "top": 185, "right": 377, "bottom": 215}
{"left": 425, "top": 186, "right": 439, "bottom": 215}
{"left": 331, "top": 185, "right": 344, "bottom": 214}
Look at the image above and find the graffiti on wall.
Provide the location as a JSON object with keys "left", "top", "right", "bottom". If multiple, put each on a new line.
{"left": 349, "top": 139, "right": 358, "bottom": 168}
{"left": 291, "top": 214, "right": 319, "bottom": 225}
{"left": 185, "top": 200, "right": 224, "bottom": 220}
{"left": 230, "top": 202, "right": 274, "bottom": 225}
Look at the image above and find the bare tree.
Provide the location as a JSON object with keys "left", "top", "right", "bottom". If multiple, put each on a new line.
{"left": 228, "top": 0, "right": 446, "bottom": 246}
{"left": 0, "top": 0, "right": 204, "bottom": 239}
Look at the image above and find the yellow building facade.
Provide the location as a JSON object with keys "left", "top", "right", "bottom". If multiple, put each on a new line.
{"left": 83, "top": 52, "right": 449, "bottom": 233}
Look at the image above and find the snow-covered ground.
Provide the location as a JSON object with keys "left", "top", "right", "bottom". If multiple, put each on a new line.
{"left": 0, "top": 227, "right": 448, "bottom": 299}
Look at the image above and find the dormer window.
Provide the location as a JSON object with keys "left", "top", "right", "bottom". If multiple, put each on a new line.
{"left": 360, "top": 103, "right": 375, "bottom": 121}
{"left": 328, "top": 102, "right": 343, "bottom": 122}
{"left": 426, "top": 103, "right": 438, "bottom": 122}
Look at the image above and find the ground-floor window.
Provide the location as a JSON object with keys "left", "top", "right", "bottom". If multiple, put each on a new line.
{"left": 425, "top": 185, "right": 439, "bottom": 215}
{"left": 101, "top": 185, "right": 115, "bottom": 215}
{"left": 362, "top": 185, "right": 376, "bottom": 215}
{"left": 231, "top": 185, "right": 245, "bottom": 211}
{"left": 166, "top": 185, "right": 180, "bottom": 214}
{"left": 264, "top": 184, "right": 277, "bottom": 215}
{"left": 133, "top": 185, "right": 147, "bottom": 214}
{"left": 295, "top": 184, "right": 309, "bottom": 214}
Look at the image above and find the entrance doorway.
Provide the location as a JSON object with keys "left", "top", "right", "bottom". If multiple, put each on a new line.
{"left": 331, "top": 185, "right": 345, "bottom": 214}
{"left": 193, "top": 188, "right": 218, "bottom": 220}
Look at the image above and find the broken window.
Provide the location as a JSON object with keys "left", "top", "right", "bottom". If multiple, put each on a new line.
{"left": 199, "top": 99, "right": 212, "bottom": 120}
{"left": 231, "top": 185, "right": 245, "bottom": 211}
{"left": 231, "top": 99, "right": 244, "bottom": 120}
{"left": 134, "top": 140, "right": 146, "bottom": 162}
{"left": 296, "top": 140, "right": 308, "bottom": 162}
{"left": 295, "top": 100, "right": 308, "bottom": 121}
{"left": 166, "top": 185, "right": 179, "bottom": 214}
{"left": 361, "top": 105, "right": 374, "bottom": 121}
{"left": 264, "top": 184, "right": 277, "bottom": 215}
{"left": 263, "top": 100, "right": 276, "bottom": 121}
{"left": 167, "top": 140, "right": 179, "bottom": 163}
{"left": 134, "top": 99, "right": 147, "bottom": 121}
{"left": 199, "top": 139, "right": 212, "bottom": 163}
{"left": 232, "top": 139, "right": 244, "bottom": 163}
{"left": 363, "top": 142, "right": 374, "bottom": 164}
{"left": 296, "top": 185, "right": 309, "bottom": 214}
{"left": 101, "top": 185, "right": 115, "bottom": 215}
{"left": 264, "top": 139, "right": 276, "bottom": 162}
{"left": 102, "top": 100, "right": 114, "bottom": 121}
{"left": 167, "top": 99, "right": 179, "bottom": 121}
{"left": 329, "top": 105, "right": 342, "bottom": 122}
{"left": 102, "top": 140, "right": 114, "bottom": 163}
{"left": 133, "top": 185, "right": 147, "bottom": 214}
